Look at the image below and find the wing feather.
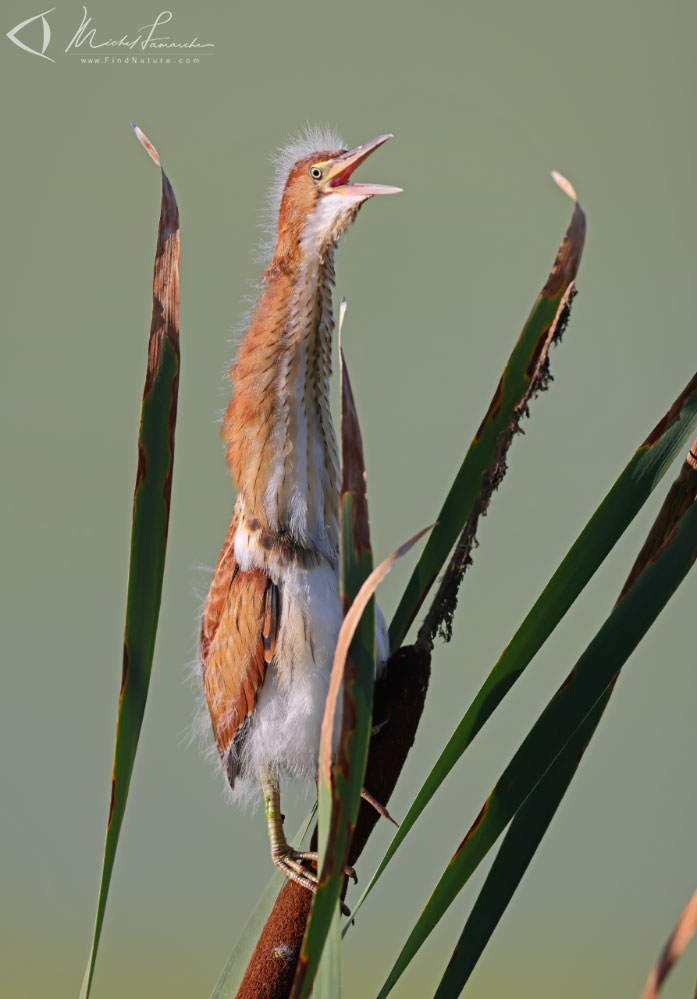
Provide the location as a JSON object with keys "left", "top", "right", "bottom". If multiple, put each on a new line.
{"left": 200, "top": 505, "right": 280, "bottom": 787}
{"left": 200, "top": 502, "right": 240, "bottom": 662}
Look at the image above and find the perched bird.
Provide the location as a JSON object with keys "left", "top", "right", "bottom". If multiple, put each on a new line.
{"left": 199, "top": 129, "right": 401, "bottom": 895}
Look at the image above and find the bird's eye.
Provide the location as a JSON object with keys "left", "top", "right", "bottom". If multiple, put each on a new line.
{"left": 309, "top": 166, "right": 323, "bottom": 180}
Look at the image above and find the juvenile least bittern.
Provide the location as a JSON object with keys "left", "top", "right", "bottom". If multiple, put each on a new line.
{"left": 199, "top": 129, "right": 401, "bottom": 897}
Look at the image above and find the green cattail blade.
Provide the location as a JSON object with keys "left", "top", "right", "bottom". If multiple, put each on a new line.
{"left": 347, "top": 371, "right": 697, "bottom": 929}
{"left": 433, "top": 700, "right": 604, "bottom": 998}
{"left": 389, "top": 174, "right": 586, "bottom": 652}
{"left": 291, "top": 304, "right": 428, "bottom": 999}
{"left": 291, "top": 302, "right": 376, "bottom": 999}
{"left": 377, "top": 491, "right": 697, "bottom": 997}
{"left": 432, "top": 439, "right": 697, "bottom": 997}
{"left": 79, "top": 125, "right": 180, "bottom": 999}
{"left": 315, "top": 905, "right": 343, "bottom": 999}
{"left": 436, "top": 441, "right": 697, "bottom": 999}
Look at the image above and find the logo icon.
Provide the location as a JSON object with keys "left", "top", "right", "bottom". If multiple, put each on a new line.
{"left": 6, "top": 7, "right": 55, "bottom": 61}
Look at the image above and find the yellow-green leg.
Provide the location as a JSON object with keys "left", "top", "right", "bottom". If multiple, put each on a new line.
{"left": 261, "top": 769, "right": 357, "bottom": 902}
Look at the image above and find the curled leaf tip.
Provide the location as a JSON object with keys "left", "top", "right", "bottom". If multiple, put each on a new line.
{"left": 132, "top": 123, "right": 161, "bottom": 166}
{"left": 642, "top": 885, "right": 697, "bottom": 999}
{"left": 550, "top": 170, "right": 578, "bottom": 203}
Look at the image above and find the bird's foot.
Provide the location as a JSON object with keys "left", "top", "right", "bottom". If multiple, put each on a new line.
{"left": 271, "top": 846, "right": 318, "bottom": 892}
{"left": 262, "top": 771, "right": 354, "bottom": 914}
{"left": 271, "top": 847, "right": 356, "bottom": 914}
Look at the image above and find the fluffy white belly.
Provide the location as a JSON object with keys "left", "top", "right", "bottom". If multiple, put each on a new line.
{"left": 231, "top": 556, "right": 388, "bottom": 802}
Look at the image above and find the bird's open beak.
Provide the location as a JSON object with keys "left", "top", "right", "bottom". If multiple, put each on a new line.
{"left": 324, "top": 134, "right": 402, "bottom": 197}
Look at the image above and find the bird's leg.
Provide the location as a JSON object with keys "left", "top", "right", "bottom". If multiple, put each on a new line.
{"left": 262, "top": 770, "right": 319, "bottom": 893}
{"left": 261, "top": 770, "right": 357, "bottom": 904}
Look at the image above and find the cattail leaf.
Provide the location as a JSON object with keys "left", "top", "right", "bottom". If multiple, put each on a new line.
{"left": 433, "top": 698, "right": 606, "bottom": 998}
{"left": 79, "top": 125, "right": 180, "bottom": 999}
{"left": 291, "top": 303, "right": 428, "bottom": 999}
{"left": 315, "top": 904, "right": 343, "bottom": 999}
{"left": 347, "top": 372, "right": 697, "bottom": 929}
{"left": 642, "top": 885, "right": 697, "bottom": 999}
{"left": 290, "top": 301, "right": 375, "bottom": 999}
{"left": 389, "top": 173, "right": 586, "bottom": 652}
{"left": 432, "top": 440, "right": 697, "bottom": 997}
{"left": 320, "top": 524, "right": 432, "bottom": 793}
{"left": 377, "top": 490, "right": 697, "bottom": 997}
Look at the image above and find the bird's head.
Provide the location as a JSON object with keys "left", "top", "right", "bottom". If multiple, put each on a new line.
{"left": 270, "top": 131, "right": 401, "bottom": 264}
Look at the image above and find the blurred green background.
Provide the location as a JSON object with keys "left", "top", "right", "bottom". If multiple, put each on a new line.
{"left": 2, "top": 1, "right": 696, "bottom": 996}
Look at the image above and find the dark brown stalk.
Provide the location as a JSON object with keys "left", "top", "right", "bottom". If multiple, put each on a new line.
{"left": 234, "top": 645, "right": 430, "bottom": 999}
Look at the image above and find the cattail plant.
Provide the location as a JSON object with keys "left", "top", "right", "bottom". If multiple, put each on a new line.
{"left": 80, "top": 127, "right": 697, "bottom": 999}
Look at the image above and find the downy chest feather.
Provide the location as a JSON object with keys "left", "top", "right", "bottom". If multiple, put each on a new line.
{"left": 223, "top": 248, "right": 340, "bottom": 559}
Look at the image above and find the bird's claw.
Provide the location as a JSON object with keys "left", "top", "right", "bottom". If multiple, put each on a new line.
{"left": 272, "top": 847, "right": 356, "bottom": 913}
{"left": 272, "top": 848, "right": 318, "bottom": 894}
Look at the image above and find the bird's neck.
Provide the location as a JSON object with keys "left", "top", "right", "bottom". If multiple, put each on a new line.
{"left": 223, "top": 242, "right": 340, "bottom": 559}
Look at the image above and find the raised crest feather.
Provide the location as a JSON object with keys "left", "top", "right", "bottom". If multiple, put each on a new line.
{"left": 258, "top": 123, "right": 346, "bottom": 261}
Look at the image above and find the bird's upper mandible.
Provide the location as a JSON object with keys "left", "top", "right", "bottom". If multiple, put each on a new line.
{"left": 272, "top": 132, "right": 402, "bottom": 263}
